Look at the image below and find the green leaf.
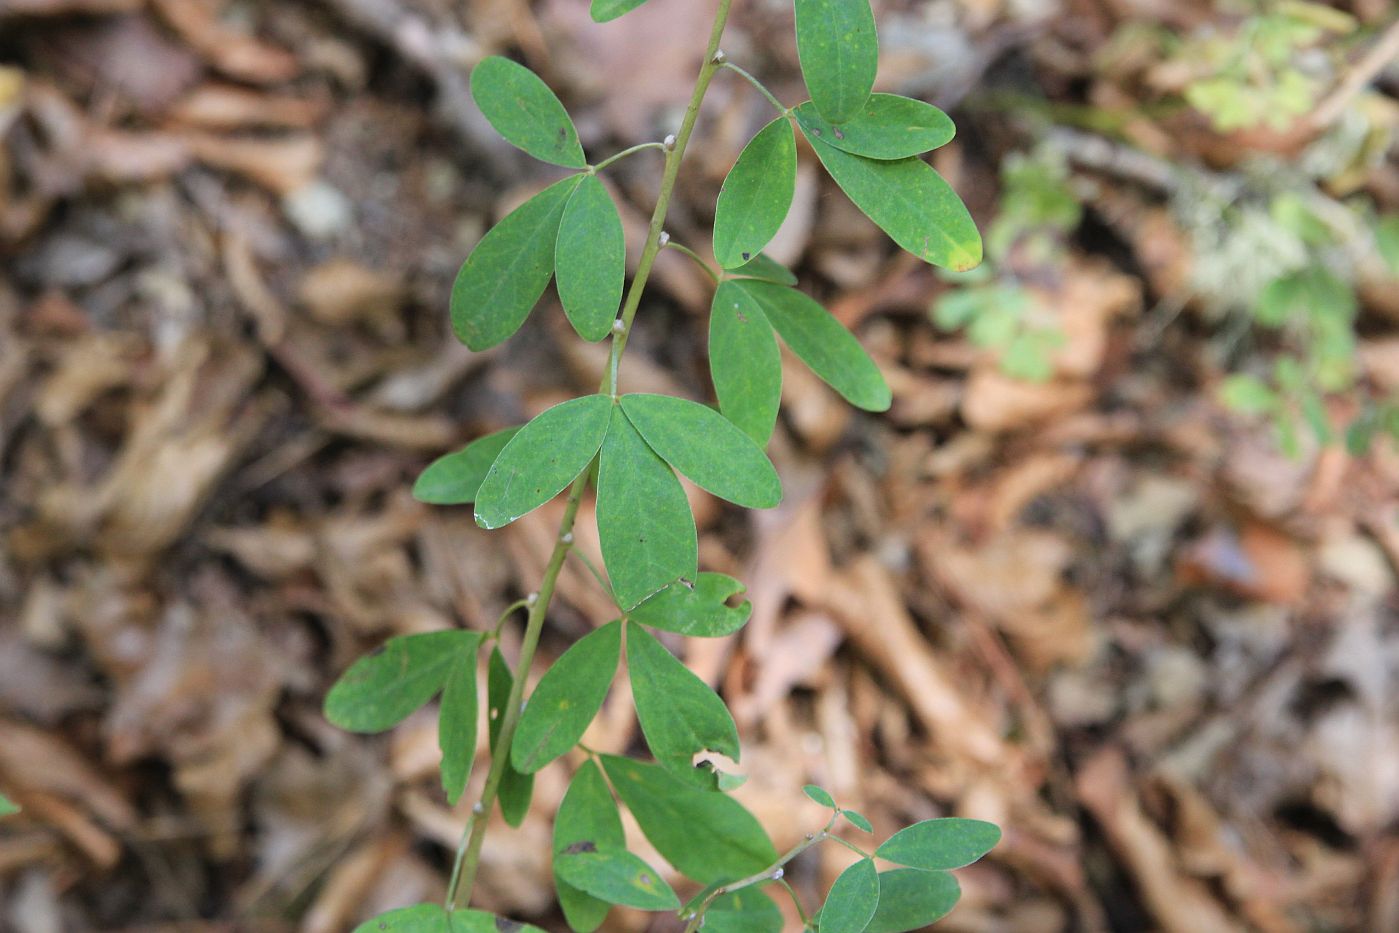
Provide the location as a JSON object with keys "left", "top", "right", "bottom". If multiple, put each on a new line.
{"left": 703, "top": 889, "right": 784, "bottom": 933}
{"left": 353, "top": 904, "right": 448, "bottom": 933}
{"left": 710, "top": 280, "right": 783, "bottom": 445}
{"left": 451, "top": 175, "right": 581, "bottom": 351}
{"left": 474, "top": 394, "right": 613, "bottom": 529}
{"left": 597, "top": 406, "right": 698, "bottom": 610}
{"left": 842, "top": 809, "right": 873, "bottom": 833}
{"left": 325, "top": 631, "right": 477, "bottom": 733}
{"left": 439, "top": 632, "right": 485, "bottom": 805}
{"left": 629, "top": 573, "right": 753, "bottom": 638}
{"left": 730, "top": 253, "right": 798, "bottom": 286}
{"left": 626, "top": 622, "right": 741, "bottom": 788}
{"left": 803, "top": 784, "right": 836, "bottom": 808}
{"left": 450, "top": 910, "right": 548, "bottom": 933}
{"left": 555, "top": 760, "right": 624, "bottom": 932}
{"left": 862, "top": 869, "right": 960, "bottom": 933}
{"left": 600, "top": 755, "right": 778, "bottom": 883}
{"left": 512, "top": 620, "right": 622, "bottom": 773}
{"left": 731, "top": 280, "right": 890, "bottom": 412}
{"left": 1376, "top": 214, "right": 1399, "bottom": 274}
{"left": 488, "top": 648, "right": 535, "bottom": 827}
{"left": 555, "top": 846, "right": 680, "bottom": 910}
{"left": 875, "top": 818, "right": 1000, "bottom": 870}
{"left": 470, "top": 56, "right": 585, "bottom": 168}
{"left": 557, "top": 175, "right": 625, "bottom": 342}
{"left": 591, "top": 0, "right": 650, "bottom": 22}
{"left": 0, "top": 793, "right": 17, "bottom": 817}
{"left": 1219, "top": 374, "right": 1277, "bottom": 415}
{"left": 804, "top": 134, "right": 982, "bottom": 271}
{"left": 620, "top": 394, "right": 782, "bottom": 508}
{"left": 822, "top": 859, "right": 880, "bottom": 933}
{"left": 793, "top": 95, "right": 954, "bottom": 160}
{"left": 413, "top": 429, "right": 520, "bottom": 505}
{"left": 794, "top": 0, "right": 878, "bottom": 124}
{"left": 713, "top": 118, "right": 798, "bottom": 270}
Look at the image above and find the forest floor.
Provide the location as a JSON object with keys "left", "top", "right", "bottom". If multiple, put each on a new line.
{"left": 1, "top": 0, "right": 1398, "bottom": 931}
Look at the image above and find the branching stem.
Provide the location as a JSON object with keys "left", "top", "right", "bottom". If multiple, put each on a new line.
{"left": 592, "top": 141, "right": 668, "bottom": 173}
{"left": 719, "top": 60, "right": 790, "bottom": 115}
{"left": 665, "top": 241, "right": 722, "bottom": 283}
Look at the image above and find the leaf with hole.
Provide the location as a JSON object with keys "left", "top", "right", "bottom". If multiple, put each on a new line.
{"left": 804, "top": 134, "right": 981, "bottom": 271}
{"left": 709, "top": 280, "right": 783, "bottom": 446}
{"left": 730, "top": 252, "right": 798, "bottom": 286}
{"left": 713, "top": 117, "right": 797, "bottom": 270}
{"left": 554, "top": 759, "right": 624, "bottom": 932}
{"left": 512, "top": 620, "right": 621, "bottom": 774}
{"left": 557, "top": 175, "right": 625, "bottom": 341}
{"left": 474, "top": 394, "right": 612, "bottom": 529}
{"left": 620, "top": 394, "right": 781, "bottom": 508}
{"left": 439, "top": 632, "right": 484, "bottom": 805}
{"left": 793, "top": 94, "right": 953, "bottom": 160}
{"left": 451, "top": 175, "right": 582, "bottom": 351}
{"left": 590, "top": 0, "right": 650, "bottom": 22}
{"left": 597, "top": 406, "right": 698, "bottom": 610}
{"left": 730, "top": 280, "right": 890, "bottom": 412}
{"left": 488, "top": 648, "right": 534, "bottom": 826}
{"left": 325, "top": 630, "right": 477, "bottom": 733}
{"left": 627, "top": 622, "right": 740, "bottom": 788}
{"left": 821, "top": 858, "right": 880, "bottom": 933}
{"left": 413, "top": 428, "right": 520, "bottom": 505}
{"left": 794, "top": 0, "right": 878, "bottom": 124}
{"left": 629, "top": 573, "right": 752, "bottom": 638}
{"left": 863, "top": 869, "right": 960, "bottom": 933}
{"left": 470, "top": 56, "right": 586, "bottom": 168}
{"left": 874, "top": 818, "right": 1000, "bottom": 871}
{"left": 600, "top": 755, "right": 777, "bottom": 883}
{"left": 555, "top": 846, "right": 680, "bottom": 910}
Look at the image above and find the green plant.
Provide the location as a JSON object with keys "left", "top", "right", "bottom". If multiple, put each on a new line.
{"left": 324, "top": 0, "right": 996, "bottom": 930}
{"left": 0, "top": 792, "right": 16, "bottom": 817}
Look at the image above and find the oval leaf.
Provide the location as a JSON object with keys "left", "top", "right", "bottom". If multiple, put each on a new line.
{"left": 704, "top": 889, "right": 784, "bottom": 933}
{"left": 821, "top": 859, "right": 880, "bottom": 933}
{"left": 413, "top": 428, "right": 520, "bottom": 505}
{"left": 627, "top": 622, "right": 740, "bottom": 787}
{"left": 794, "top": 0, "right": 878, "bottom": 124}
{"left": 730, "top": 252, "right": 798, "bottom": 286}
{"left": 470, "top": 56, "right": 585, "bottom": 168}
{"left": 600, "top": 755, "right": 777, "bottom": 883}
{"left": 803, "top": 784, "right": 836, "bottom": 808}
{"left": 731, "top": 280, "right": 890, "bottom": 412}
{"left": 863, "top": 869, "right": 960, "bottom": 933}
{"left": 842, "top": 809, "right": 874, "bottom": 833}
{"left": 439, "top": 632, "right": 485, "bottom": 805}
{"left": 713, "top": 117, "right": 797, "bottom": 270}
{"left": 554, "top": 759, "right": 625, "bottom": 932}
{"left": 804, "top": 134, "right": 981, "bottom": 271}
{"left": 353, "top": 904, "right": 448, "bottom": 933}
{"left": 874, "top": 818, "right": 1000, "bottom": 871}
{"left": 474, "top": 394, "right": 612, "bottom": 529}
{"left": 557, "top": 175, "right": 625, "bottom": 341}
{"left": 487, "top": 648, "right": 535, "bottom": 827}
{"left": 597, "top": 406, "right": 698, "bottom": 610}
{"left": 793, "top": 94, "right": 954, "bottom": 160}
{"left": 451, "top": 175, "right": 581, "bottom": 351}
{"left": 555, "top": 846, "right": 680, "bottom": 911}
{"left": 629, "top": 573, "right": 752, "bottom": 638}
{"left": 325, "top": 630, "right": 477, "bottom": 733}
{"left": 710, "top": 280, "right": 783, "bottom": 446}
{"left": 512, "top": 620, "right": 622, "bottom": 774}
{"left": 591, "top": 0, "right": 650, "bottom": 22}
{"left": 620, "top": 394, "right": 781, "bottom": 508}
{"left": 450, "top": 911, "right": 548, "bottom": 933}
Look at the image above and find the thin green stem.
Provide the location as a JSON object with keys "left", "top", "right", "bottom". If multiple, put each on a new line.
{"left": 592, "top": 141, "right": 667, "bottom": 173}
{"left": 719, "top": 60, "right": 789, "bottom": 115}
{"left": 665, "top": 241, "right": 721, "bottom": 283}
{"left": 776, "top": 877, "right": 812, "bottom": 929}
{"left": 827, "top": 834, "right": 872, "bottom": 859}
{"left": 568, "top": 547, "right": 617, "bottom": 604}
{"left": 446, "top": 0, "right": 738, "bottom": 909}
{"left": 488, "top": 599, "right": 532, "bottom": 640}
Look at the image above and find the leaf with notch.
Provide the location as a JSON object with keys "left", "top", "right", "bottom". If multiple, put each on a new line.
{"left": 620, "top": 394, "right": 781, "bottom": 508}
{"left": 591, "top": 0, "right": 650, "bottom": 22}
{"left": 600, "top": 755, "right": 777, "bottom": 883}
{"left": 439, "top": 632, "right": 484, "bottom": 805}
{"left": 875, "top": 818, "right": 1000, "bottom": 870}
{"left": 730, "top": 253, "right": 798, "bottom": 286}
{"left": 554, "top": 846, "right": 680, "bottom": 910}
{"left": 512, "top": 620, "right": 622, "bottom": 774}
{"left": 862, "top": 869, "right": 959, "bottom": 933}
{"left": 413, "top": 428, "right": 519, "bottom": 505}
{"left": 557, "top": 175, "right": 625, "bottom": 342}
{"left": 627, "top": 622, "right": 740, "bottom": 788}
{"left": 474, "top": 394, "right": 612, "bottom": 529}
{"left": 821, "top": 858, "right": 880, "bottom": 933}
{"left": 325, "top": 630, "right": 477, "bottom": 733}
{"left": 794, "top": 0, "right": 878, "bottom": 124}
{"left": 731, "top": 280, "right": 890, "bottom": 412}
{"left": 487, "top": 648, "right": 534, "bottom": 826}
{"left": 804, "top": 134, "right": 981, "bottom": 271}
{"left": 710, "top": 280, "right": 782, "bottom": 446}
{"left": 793, "top": 95, "right": 953, "bottom": 161}
{"left": 597, "top": 406, "right": 698, "bottom": 610}
{"left": 451, "top": 175, "right": 582, "bottom": 351}
{"left": 713, "top": 117, "right": 797, "bottom": 270}
{"left": 554, "top": 759, "right": 623, "bottom": 932}
{"left": 629, "top": 573, "right": 752, "bottom": 638}
{"left": 470, "top": 56, "right": 585, "bottom": 168}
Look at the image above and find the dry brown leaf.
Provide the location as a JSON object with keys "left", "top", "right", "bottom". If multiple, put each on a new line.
{"left": 962, "top": 368, "right": 1095, "bottom": 432}
{"left": 150, "top": 0, "right": 298, "bottom": 84}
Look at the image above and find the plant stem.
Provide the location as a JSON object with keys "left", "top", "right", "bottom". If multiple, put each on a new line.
{"left": 445, "top": 0, "right": 737, "bottom": 909}
{"left": 719, "top": 60, "right": 789, "bottom": 115}
{"left": 665, "top": 241, "right": 721, "bottom": 283}
{"left": 593, "top": 141, "right": 668, "bottom": 173}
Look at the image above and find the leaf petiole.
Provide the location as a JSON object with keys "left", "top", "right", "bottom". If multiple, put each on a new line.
{"left": 592, "top": 141, "right": 668, "bottom": 173}
{"left": 719, "top": 60, "right": 790, "bottom": 115}
{"left": 664, "top": 240, "right": 722, "bottom": 283}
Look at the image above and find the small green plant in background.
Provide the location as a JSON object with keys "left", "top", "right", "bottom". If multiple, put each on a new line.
{"left": 0, "top": 792, "right": 17, "bottom": 817}
{"left": 323, "top": 0, "right": 997, "bottom": 930}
